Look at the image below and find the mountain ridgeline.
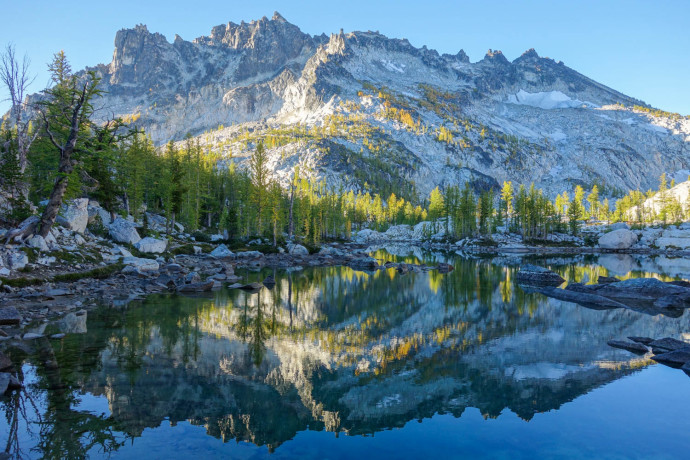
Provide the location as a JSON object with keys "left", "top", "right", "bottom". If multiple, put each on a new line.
{"left": 80, "top": 12, "right": 689, "bottom": 201}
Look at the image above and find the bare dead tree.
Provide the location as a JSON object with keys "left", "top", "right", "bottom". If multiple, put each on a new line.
{"left": 0, "top": 43, "right": 37, "bottom": 175}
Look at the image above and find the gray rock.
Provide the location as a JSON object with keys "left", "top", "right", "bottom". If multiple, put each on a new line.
{"left": 22, "top": 332, "right": 43, "bottom": 340}
{"left": 607, "top": 339, "right": 649, "bottom": 354}
{"left": 123, "top": 256, "right": 159, "bottom": 272}
{"left": 57, "top": 198, "right": 89, "bottom": 233}
{"left": 598, "top": 229, "right": 638, "bottom": 250}
{"left": 649, "top": 337, "right": 689, "bottom": 354}
{"left": 184, "top": 272, "right": 201, "bottom": 284}
{"left": 437, "top": 263, "right": 454, "bottom": 273}
{"left": 349, "top": 256, "right": 379, "bottom": 271}
{"left": 88, "top": 202, "right": 112, "bottom": 226}
{"left": 26, "top": 235, "right": 49, "bottom": 252}
{"left": 651, "top": 347, "right": 690, "bottom": 368}
{"left": 597, "top": 276, "right": 620, "bottom": 284}
{"left": 177, "top": 280, "right": 214, "bottom": 292}
{"left": 108, "top": 217, "right": 141, "bottom": 244}
{"left": 0, "top": 307, "right": 21, "bottom": 325}
{"left": 0, "top": 372, "right": 9, "bottom": 394}
{"left": 59, "top": 312, "right": 87, "bottom": 334}
{"left": 609, "top": 222, "right": 630, "bottom": 231}
{"left": 515, "top": 264, "right": 565, "bottom": 286}
{"left": 134, "top": 237, "right": 167, "bottom": 253}
{"left": 287, "top": 243, "right": 309, "bottom": 255}
{"left": 263, "top": 275, "right": 276, "bottom": 287}
{"left": 7, "top": 251, "right": 28, "bottom": 270}
{"left": 0, "top": 352, "right": 12, "bottom": 371}
{"left": 239, "top": 282, "right": 263, "bottom": 291}
{"left": 682, "top": 361, "right": 690, "bottom": 377}
{"left": 236, "top": 250, "right": 263, "bottom": 259}
{"left": 628, "top": 336, "right": 654, "bottom": 345}
{"left": 210, "top": 244, "right": 234, "bottom": 259}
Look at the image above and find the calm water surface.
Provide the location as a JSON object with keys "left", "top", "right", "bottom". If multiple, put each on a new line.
{"left": 2, "top": 248, "right": 690, "bottom": 459}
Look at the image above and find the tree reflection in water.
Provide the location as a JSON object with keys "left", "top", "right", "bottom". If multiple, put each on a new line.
{"left": 1, "top": 251, "right": 689, "bottom": 457}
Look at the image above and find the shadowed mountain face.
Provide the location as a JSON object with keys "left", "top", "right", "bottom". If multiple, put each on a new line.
{"left": 3, "top": 252, "right": 690, "bottom": 457}
{"left": 59, "top": 13, "right": 689, "bottom": 199}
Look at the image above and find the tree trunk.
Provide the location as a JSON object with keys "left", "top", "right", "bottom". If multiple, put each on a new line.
{"left": 38, "top": 156, "right": 73, "bottom": 238}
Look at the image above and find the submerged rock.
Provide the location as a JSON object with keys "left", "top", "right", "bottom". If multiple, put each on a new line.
{"left": 515, "top": 264, "right": 565, "bottom": 286}
{"left": 263, "top": 275, "right": 276, "bottom": 287}
{"left": 177, "top": 280, "right": 214, "bottom": 292}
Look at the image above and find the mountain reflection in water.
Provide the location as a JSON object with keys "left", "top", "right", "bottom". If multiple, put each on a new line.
{"left": 2, "top": 250, "right": 690, "bottom": 459}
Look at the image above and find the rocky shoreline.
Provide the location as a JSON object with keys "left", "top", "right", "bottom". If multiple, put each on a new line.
{"left": 2, "top": 200, "right": 690, "bottom": 346}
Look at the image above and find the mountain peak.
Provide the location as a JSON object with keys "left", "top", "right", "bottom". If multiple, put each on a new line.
{"left": 272, "top": 11, "right": 286, "bottom": 22}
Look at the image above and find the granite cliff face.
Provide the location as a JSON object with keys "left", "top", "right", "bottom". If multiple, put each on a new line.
{"left": 76, "top": 12, "right": 689, "bottom": 199}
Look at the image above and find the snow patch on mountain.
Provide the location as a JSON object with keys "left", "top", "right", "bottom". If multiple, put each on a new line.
{"left": 508, "top": 89, "right": 595, "bottom": 110}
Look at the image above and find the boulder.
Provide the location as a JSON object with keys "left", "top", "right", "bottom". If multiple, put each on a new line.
{"left": 0, "top": 307, "right": 19, "bottom": 326}
{"left": 236, "top": 250, "right": 263, "bottom": 259}
{"left": 651, "top": 347, "right": 690, "bottom": 368}
{"left": 319, "top": 246, "right": 344, "bottom": 256}
{"left": 57, "top": 198, "right": 89, "bottom": 233}
{"left": 607, "top": 339, "right": 649, "bottom": 354}
{"left": 437, "top": 263, "right": 454, "bottom": 273}
{"left": 238, "top": 282, "right": 263, "bottom": 291}
{"left": 598, "top": 229, "right": 638, "bottom": 250}
{"left": 655, "top": 229, "right": 690, "bottom": 250}
{"left": 26, "top": 235, "right": 49, "bottom": 252}
{"left": 349, "top": 256, "right": 379, "bottom": 271}
{"left": 177, "top": 280, "right": 214, "bottom": 292}
{"left": 7, "top": 251, "right": 28, "bottom": 270}
{"left": 88, "top": 202, "right": 112, "bottom": 226}
{"left": 109, "top": 218, "right": 141, "bottom": 244}
{"left": 628, "top": 336, "right": 654, "bottom": 345}
{"left": 210, "top": 244, "right": 234, "bottom": 259}
{"left": 58, "top": 312, "right": 87, "bottom": 334}
{"left": 134, "top": 237, "right": 167, "bottom": 254}
{"left": 0, "top": 353, "right": 12, "bottom": 372}
{"left": 0, "top": 373, "right": 9, "bottom": 394}
{"left": 649, "top": 337, "right": 689, "bottom": 354}
{"left": 287, "top": 243, "right": 309, "bottom": 255}
{"left": 597, "top": 276, "right": 620, "bottom": 284}
{"left": 123, "top": 256, "right": 159, "bottom": 273}
{"left": 609, "top": 222, "right": 630, "bottom": 231}
{"left": 263, "top": 275, "right": 276, "bottom": 287}
{"left": 515, "top": 265, "right": 565, "bottom": 286}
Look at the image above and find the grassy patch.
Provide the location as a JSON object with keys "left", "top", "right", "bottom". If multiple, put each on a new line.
{"left": 52, "top": 263, "right": 125, "bottom": 282}
{"left": 1, "top": 262, "right": 125, "bottom": 287}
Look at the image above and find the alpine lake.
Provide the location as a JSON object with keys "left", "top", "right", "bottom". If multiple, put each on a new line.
{"left": 2, "top": 247, "right": 690, "bottom": 459}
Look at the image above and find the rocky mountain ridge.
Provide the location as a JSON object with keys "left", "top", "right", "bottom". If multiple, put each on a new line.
{"left": 49, "top": 13, "right": 690, "bottom": 199}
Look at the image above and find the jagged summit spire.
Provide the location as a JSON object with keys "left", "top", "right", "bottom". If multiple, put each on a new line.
{"left": 272, "top": 11, "right": 286, "bottom": 22}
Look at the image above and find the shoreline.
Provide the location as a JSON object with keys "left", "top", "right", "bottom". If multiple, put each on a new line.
{"left": 1, "top": 240, "right": 689, "bottom": 338}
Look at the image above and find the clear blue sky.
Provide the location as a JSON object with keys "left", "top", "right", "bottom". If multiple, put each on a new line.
{"left": 1, "top": 0, "right": 688, "bottom": 114}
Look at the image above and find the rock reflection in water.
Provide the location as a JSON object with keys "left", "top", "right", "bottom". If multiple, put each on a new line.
{"left": 1, "top": 252, "right": 690, "bottom": 458}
